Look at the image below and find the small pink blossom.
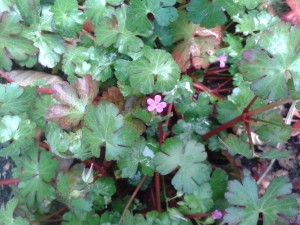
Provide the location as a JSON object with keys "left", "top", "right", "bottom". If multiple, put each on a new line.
{"left": 147, "top": 95, "right": 167, "bottom": 113}
{"left": 217, "top": 53, "right": 227, "bottom": 68}
{"left": 211, "top": 210, "right": 222, "bottom": 220}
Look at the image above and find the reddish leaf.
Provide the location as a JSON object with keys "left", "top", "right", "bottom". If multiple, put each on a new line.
{"left": 102, "top": 86, "right": 124, "bottom": 109}
{"left": 6, "top": 70, "right": 63, "bottom": 87}
{"left": 172, "top": 12, "right": 223, "bottom": 72}
{"left": 75, "top": 74, "right": 99, "bottom": 103}
{"left": 281, "top": 0, "right": 300, "bottom": 27}
{"left": 83, "top": 19, "right": 95, "bottom": 33}
{"left": 46, "top": 75, "right": 98, "bottom": 129}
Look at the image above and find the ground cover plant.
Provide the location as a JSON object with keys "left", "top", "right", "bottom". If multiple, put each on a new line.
{"left": 1, "top": 0, "right": 300, "bottom": 224}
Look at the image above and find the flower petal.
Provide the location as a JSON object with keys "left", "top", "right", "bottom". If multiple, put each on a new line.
{"left": 154, "top": 95, "right": 161, "bottom": 103}
{"left": 147, "top": 105, "right": 156, "bottom": 112}
{"left": 219, "top": 61, "right": 225, "bottom": 68}
{"left": 158, "top": 102, "right": 167, "bottom": 108}
{"left": 156, "top": 106, "right": 164, "bottom": 113}
{"left": 147, "top": 98, "right": 155, "bottom": 105}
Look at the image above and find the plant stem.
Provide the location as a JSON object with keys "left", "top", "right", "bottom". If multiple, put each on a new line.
{"left": 31, "top": 207, "right": 67, "bottom": 223}
{"left": 155, "top": 172, "right": 162, "bottom": 212}
{"left": 0, "top": 178, "right": 20, "bottom": 185}
{"left": 0, "top": 70, "right": 14, "bottom": 82}
{"left": 203, "top": 97, "right": 293, "bottom": 140}
{"left": 118, "top": 175, "right": 147, "bottom": 225}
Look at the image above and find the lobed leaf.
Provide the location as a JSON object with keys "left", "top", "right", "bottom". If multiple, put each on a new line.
{"left": 171, "top": 11, "right": 223, "bottom": 72}
{"left": 224, "top": 176, "right": 297, "bottom": 225}
{"left": 0, "top": 198, "right": 29, "bottom": 225}
{"left": 82, "top": 102, "right": 139, "bottom": 159}
{"left": 51, "top": 0, "right": 84, "bottom": 38}
{"left": 0, "top": 83, "right": 37, "bottom": 116}
{"left": 0, "top": 115, "right": 36, "bottom": 156}
{"left": 187, "top": 0, "right": 243, "bottom": 28}
{"left": 14, "top": 144, "right": 59, "bottom": 209}
{"left": 95, "top": 5, "right": 144, "bottom": 55}
{"left": 154, "top": 138, "right": 211, "bottom": 193}
{"left": 128, "top": 48, "right": 180, "bottom": 94}
{"left": 46, "top": 75, "right": 98, "bottom": 129}
{"left": 0, "top": 12, "right": 37, "bottom": 70}
{"left": 239, "top": 22, "right": 300, "bottom": 101}
{"left": 127, "top": 0, "right": 178, "bottom": 37}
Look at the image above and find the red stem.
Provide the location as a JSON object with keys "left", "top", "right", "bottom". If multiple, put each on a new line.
{"left": 203, "top": 115, "right": 243, "bottom": 140}
{"left": 39, "top": 142, "right": 50, "bottom": 150}
{"left": 205, "top": 68, "right": 228, "bottom": 75}
{"left": 154, "top": 172, "right": 161, "bottom": 212}
{"left": 31, "top": 207, "right": 67, "bottom": 222}
{"left": 202, "top": 97, "right": 292, "bottom": 140}
{"left": 213, "top": 78, "right": 232, "bottom": 91}
{"left": 84, "top": 159, "right": 107, "bottom": 176}
{"left": 0, "top": 70, "right": 14, "bottom": 82}
{"left": 0, "top": 178, "right": 20, "bottom": 185}
{"left": 186, "top": 213, "right": 210, "bottom": 219}
{"left": 243, "top": 96, "right": 258, "bottom": 113}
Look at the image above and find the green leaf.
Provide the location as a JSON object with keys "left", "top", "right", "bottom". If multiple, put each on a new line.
{"left": 217, "top": 84, "right": 266, "bottom": 123}
{"left": 259, "top": 149, "right": 290, "bottom": 159}
{"left": 173, "top": 118, "right": 211, "bottom": 141}
{"left": 62, "top": 46, "right": 115, "bottom": 82}
{"left": 46, "top": 75, "right": 99, "bottom": 129}
{"left": 62, "top": 212, "right": 100, "bottom": 225}
{"left": 187, "top": 0, "right": 242, "bottom": 28}
{"left": 222, "top": 34, "right": 243, "bottom": 58}
{"left": 46, "top": 123, "right": 92, "bottom": 159}
{"left": 0, "top": 0, "right": 14, "bottom": 12}
{"left": 222, "top": 134, "right": 252, "bottom": 158}
{"left": 154, "top": 138, "right": 211, "bottom": 193}
{"left": 176, "top": 92, "right": 212, "bottom": 120}
{"left": 83, "top": 0, "right": 115, "bottom": 25}
{"left": 255, "top": 113, "right": 291, "bottom": 146}
{"left": 28, "top": 95, "right": 54, "bottom": 131}
{"left": 163, "top": 75, "right": 195, "bottom": 104}
{"left": 147, "top": 21, "right": 174, "bottom": 47}
{"left": 233, "top": 10, "right": 280, "bottom": 35}
{"left": 87, "top": 177, "right": 116, "bottom": 210}
{"left": 95, "top": 5, "right": 144, "bottom": 55}
{"left": 178, "top": 183, "right": 213, "bottom": 214}
{"left": 239, "top": 22, "right": 300, "bottom": 101}
{"left": 127, "top": 0, "right": 178, "bottom": 36}
{"left": 0, "top": 198, "right": 29, "bottom": 225}
{"left": 51, "top": 0, "right": 84, "bottom": 38}
{"left": 0, "top": 83, "right": 37, "bottom": 116}
{"left": 209, "top": 168, "right": 228, "bottom": 200}
{"left": 233, "top": 0, "right": 264, "bottom": 9}
{"left": 128, "top": 48, "right": 180, "bottom": 94}
{"left": 16, "top": 0, "right": 40, "bottom": 24}
{"left": 22, "top": 6, "right": 66, "bottom": 68}
{"left": 56, "top": 165, "right": 93, "bottom": 217}
{"left": 0, "top": 115, "right": 36, "bottom": 156}
{"left": 0, "top": 12, "right": 37, "bottom": 70}
{"left": 14, "top": 144, "right": 59, "bottom": 209}
{"left": 118, "top": 138, "right": 155, "bottom": 178}
{"left": 82, "top": 102, "right": 139, "bottom": 160}
{"left": 224, "top": 176, "right": 297, "bottom": 225}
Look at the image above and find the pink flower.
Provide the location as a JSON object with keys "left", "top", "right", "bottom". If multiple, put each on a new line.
{"left": 147, "top": 95, "right": 167, "bottom": 113}
{"left": 217, "top": 53, "right": 227, "bottom": 68}
{"left": 211, "top": 210, "right": 222, "bottom": 220}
